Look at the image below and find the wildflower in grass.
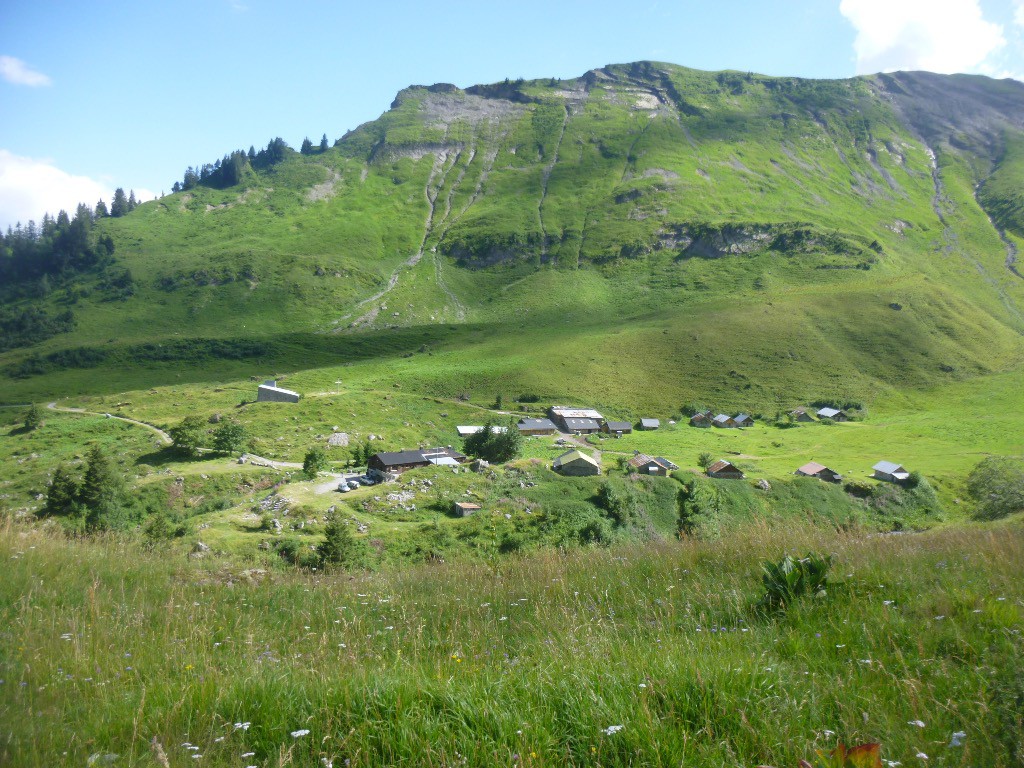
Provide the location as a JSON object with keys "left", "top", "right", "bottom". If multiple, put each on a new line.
{"left": 949, "top": 731, "right": 966, "bottom": 747}
{"left": 234, "top": 722, "right": 251, "bottom": 731}
{"left": 602, "top": 725, "right": 624, "bottom": 735}
{"left": 908, "top": 720, "right": 925, "bottom": 728}
{"left": 915, "top": 752, "right": 928, "bottom": 760}
{"left": 291, "top": 729, "right": 310, "bottom": 738}
{"left": 241, "top": 752, "right": 255, "bottom": 757}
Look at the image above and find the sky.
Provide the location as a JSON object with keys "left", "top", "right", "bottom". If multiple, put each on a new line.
{"left": 1, "top": 0, "right": 1023, "bottom": 231}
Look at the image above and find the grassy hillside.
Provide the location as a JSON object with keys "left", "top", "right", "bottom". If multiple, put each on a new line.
{"left": 1, "top": 62, "right": 1022, "bottom": 415}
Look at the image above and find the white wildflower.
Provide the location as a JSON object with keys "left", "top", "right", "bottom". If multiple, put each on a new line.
{"left": 291, "top": 729, "right": 310, "bottom": 738}
{"left": 602, "top": 725, "right": 624, "bottom": 735}
{"left": 949, "top": 731, "right": 966, "bottom": 747}
{"left": 915, "top": 752, "right": 928, "bottom": 760}
{"left": 908, "top": 719, "right": 926, "bottom": 728}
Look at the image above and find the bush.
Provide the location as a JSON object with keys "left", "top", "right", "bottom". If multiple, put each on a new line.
{"left": 760, "top": 552, "right": 833, "bottom": 610}
{"left": 302, "top": 447, "right": 329, "bottom": 479}
{"left": 967, "top": 456, "right": 1024, "bottom": 520}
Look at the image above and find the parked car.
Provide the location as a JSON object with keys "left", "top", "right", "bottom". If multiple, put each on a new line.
{"left": 337, "top": 482, "right": 351, "bottom": 493}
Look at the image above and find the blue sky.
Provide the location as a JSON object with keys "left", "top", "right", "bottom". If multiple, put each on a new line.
{"left": 1, "top": 0, "right": 1023, "bottom": 230}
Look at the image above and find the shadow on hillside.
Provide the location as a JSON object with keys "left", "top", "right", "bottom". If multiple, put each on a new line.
{"left": 135, "top": 447, "right": 208, "bottom": 468}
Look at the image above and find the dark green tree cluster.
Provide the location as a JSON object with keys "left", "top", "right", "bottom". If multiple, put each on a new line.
{"left": 0, "top": 202, "right": 115, "bottom": 290}
{"left": 318, "top": 510, "right": 365, "bottom": 568}
{"left": 43, "top": 445, "right": 130, "bottom": 531}
{"left": 172, "top": 138, "right": 290, "bottom": 193}
{"left": 462, "top": 419, "right": 522, "bottom": 464}
{"left": 169, "top": 416, "right": 247, "bottom": 457}
{"left": 109, "top": 188, "right": 140, "bottom": 217}
{"left": 23, "top": 403, "right": 42, "bottom": 431}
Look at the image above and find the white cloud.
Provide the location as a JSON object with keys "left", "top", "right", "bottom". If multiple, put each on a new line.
{"left": 1014, "top": 0, "right": 1024, "bottom": 28}
{"left": 839, "top": 0, "right": 1005, "bottom": 74}
{"left": 0, "top": 55, "right": 52, "bottom": 87}
{"left": 0, "top": 150, "right": 112, "bottom": 230}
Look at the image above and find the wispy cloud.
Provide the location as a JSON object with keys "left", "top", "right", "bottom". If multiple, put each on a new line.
{"left": 839, "top": 0, "right": 1005, "bottom": 75}
{"left": 1014, "top": 0, "right": 1024, "bottom": 28}
{"left": 0, "top": 150, "right": 111, "bottom": 230}
{"left": 228, "top": 0, "right": 249, "bottom": 12}
{"left": 0, "top": 55, "right": 52, "bottom": 87}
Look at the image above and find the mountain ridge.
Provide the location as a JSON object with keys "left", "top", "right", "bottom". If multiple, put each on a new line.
{"left": 1, "top": 61, "right": 1022, "bottom": 410}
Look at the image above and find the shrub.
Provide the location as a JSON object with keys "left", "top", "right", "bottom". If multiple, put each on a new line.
{"left": 760, "top": 552, "right": 832, "bottom": 610}
{"left": 302, "top": 447, "right": 329, "bottom": 479}
{"left": 967, "top": 456, "right": 1024, "bottom": 520}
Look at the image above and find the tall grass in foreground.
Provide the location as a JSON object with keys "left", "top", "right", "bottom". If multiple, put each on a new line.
{"left": 1, "top": 518, "right": 1022, "bottom": 767}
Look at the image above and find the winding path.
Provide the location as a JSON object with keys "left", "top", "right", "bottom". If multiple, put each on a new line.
{"left": 46, "top": 401, "right": 173, "bottom": 445}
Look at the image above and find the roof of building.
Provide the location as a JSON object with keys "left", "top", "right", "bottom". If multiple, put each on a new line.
{"left": 550, "top": 406, "right": 604, "bottom": 420}
{"left": 690, "top": 411, "right": 712, "bottom": 420}
{"left": 817, "top": 407, "right": 844, "bottom": 418}
{"left": 735, "top": 413, "right": 753, "bottom": 422}
{"left": 790, "top": 406, "right": 809, "bottom": 414}
{"left": 640, "top": 418, "right": 660, "bottom": 427}
{"left": 518, "top": 418, "right": 557, "bottom": 430}
{"left": 552, "top": 449, "right": 600, "bottom": 468}
{"left": 797, "top": 461, "right": 828, "bottom": 476}
{"left": 655, "top": 457, "right": 680, "bottom": 470}
{"left": 627, "top": 453, "right": 656, "bottom": 468}
{"left": 454, "top": 501, "right": 481, "bottom": 510}
{"left": 373, "top": 447, "right": 466, "bottom": 468}
{"left": 707, "top": 459, "right": 742, "bottom": 474}
{"left": 257, "top": 383, "right": 301, "bottom": 397}
{"left": 563, "top": 417, "right": 601, "bottom": 431}
{"left": 713, "top": 414, "right": 734, "bottom": 424}
{"left": 605, "top": 420, "right": 632, "bottom": 431}
{"left": 457, "top": 425, "right": 507, "bottom": 436}
{"left": 873, "top": 460, "right": 907, "bottom": 475}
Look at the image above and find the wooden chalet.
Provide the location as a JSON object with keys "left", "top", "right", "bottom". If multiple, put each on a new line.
{"left": 602, "top": 420, "right": 633, "bottom": 435}
{"left": 713, "top": 414, "right": 738, "bottom": 428}
{"left": 639, "top": 418, "right": 660, "bottom": 430}
{"left": 368, "top": 446, "right": 467, "bottom": 475}
{"left": 552, "top": 449, "right": 601, "bottom": 476}
{"left": 517, "top": 417, "right": 558, "bottom": 436}
{"left": 873, "top": 461, "right": 910, "bottom": 483}
{"left": 816, "top": 407, "right": 849, "bottom": 422}
{"left": 689, "top": 410, "right": 713, "bottom": 428}
{"left": 795, "top": 461, "right": 843, "bottom": 483}
{"left": 627, "top": 453, "right": 680, "bottom": 477}
{"left": 789, "top": 407, "right": 815, "bottom": 423}
{"left": 706, "top": 459, "right": 745, "bottom": 479}
{"left": 734, "top": 413, "right": 755, "bottom": 428}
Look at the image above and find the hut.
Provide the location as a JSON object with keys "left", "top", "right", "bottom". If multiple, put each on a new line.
{"left": 816, "top": 407, "right": 849, "bottom": 422}
{"left": 627, "top": 453, "right": 679, "bottom": 477}
{"left": 706, "top": 459, "right": 745, "bottom": 479}
{"left": 552, "top": 449, "right": 601, "bottom": 476}
{"left": 256, "top": 380, "right": 300, "bottom": 403}
{"left": 517, "top": 418, "right": 558, "bottom": 436}
{"left": 795, "top": 461, "right": 843, "bottom": 483}
{"left": 873, "top": 461, "right": 910, "bottom": 482}
{"left": 602, "top": 420, "right": 633, "bottom": 436}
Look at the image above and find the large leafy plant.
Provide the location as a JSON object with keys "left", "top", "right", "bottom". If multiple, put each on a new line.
{"left": 760, "top": 552, "right": 833, "bottom": 609}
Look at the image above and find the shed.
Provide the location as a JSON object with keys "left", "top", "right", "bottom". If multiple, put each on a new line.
{"left": 816, "top": 407, "right": 849, "bottom": 422}
{"left": 552, "top": 449, "right": 601, "bottom": 476}
{"left": 789, "top": 407, "right": 815, "bottom": 423}
{"left": 517, "top": 418, "right": 558, "bottom": 436}
{"left": 602, "top": 420, "right": 633, "bottom": 435}
{"left": 689, "top": 411, "right": 713, "bottom": 428}
{"left": 734, "top": 413, "right": 755, "bottom": 428}
{"left": 257, "top": 382, "right": 301, "bottom": 403}
{"left": 640, "top": 418, "right": 660, "bottom": 430}
{"left": 873, "top": 460, "right": 910, "bottom": 482}
{"left": 706, "top": 459, "right": 745, "bottom": 479}
{"left": 795, "top": 461, "right": 843, "bottom": 483}
{"left": 454, "top": 501, "right": 482, "bottom": 517}
{"left": 713, "top": 414, "right": 738, "bottom": 428}
{"left": 368, "top": 446, "right": 467, "bottom": 475}
{"left": 627, "top": 453, "right": 679, "bottom": 477}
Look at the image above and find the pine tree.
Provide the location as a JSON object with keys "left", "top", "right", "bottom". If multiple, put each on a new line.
{"left": 319, "top": 133, "right": 328, "bottom": 152}
{"left": 23, "top": 403, "right": 42, "bottom": 430}
{"left": 95, "top": 199, "right": 109, "bottom": 217}
{"left": 80, "top": 445, "right": 126, "bottom": 530}
{"left": 303, "top": 447, "right": 328, "bottom": 478}
{"left": 319, "top": 510, "right": 360, "bottom": 568}
{"left": 110, "top": 188, "right": 129, "bottom": 217}
{"left": 127, "top": 190, "right": 138, "bottom": 210}
{"left": 300, "top": 137, "right": 313, "bottom": 155}
{"left": 44, "top": 465, "right": 79, "bottom": 517}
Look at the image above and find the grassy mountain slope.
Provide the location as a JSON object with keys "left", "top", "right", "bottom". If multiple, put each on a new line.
{"left": 2, "top": 62, "right": 1023, "bottom": 411}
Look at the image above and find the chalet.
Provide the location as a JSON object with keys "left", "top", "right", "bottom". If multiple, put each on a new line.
{"left": 795, "top": 461, "right": 843, "bottom": 483}
{"left": 257, "top": 380, "right": 300, "bottom": 403}
{"left": 368, "top": 446, "right": 467, "bottom": 476}
{"left": 706, "top": 459, "right": 745, "bottom": 479}
{"left": 552, "top": 449, "right": 601, "bottom": 476}
{"left": 548, "top": 406, "right": 604, "bottom": 432}
{"left": 689, "top": 410, "right": 713, "bottom": 428}
{"left": 602, "top": 420, "right": 633, "bottom": 436}
{"left": 789, "top": 407, "right": 815, "bottom": 423}
{"left": 457, "top": 425, "right": 508, "bottom": 438}
{"left": 639, "top": 418, "right": 660, "bottom": 431}
{"left": 627, "top": 453, "right": 679, "bottom": 477}
{"left": 517, "top": 418, "right": 558, "bottom": 436}
{"left": 713, "top": 414, "right": 738, "bottom": 428}
{"left": 734, "top": 413, "right": 755, "bottom": 428}
{"left": 873, "top": 461, "right": 910, "bottom": 483}
{"left": 562, "top": 417, "right": 602, "bottom": 434}
{"left": 816, "top": 407, "right": 849, "bottom": 422}
{"left": 453, "top": 501, "right": 482, "bottom": 517}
